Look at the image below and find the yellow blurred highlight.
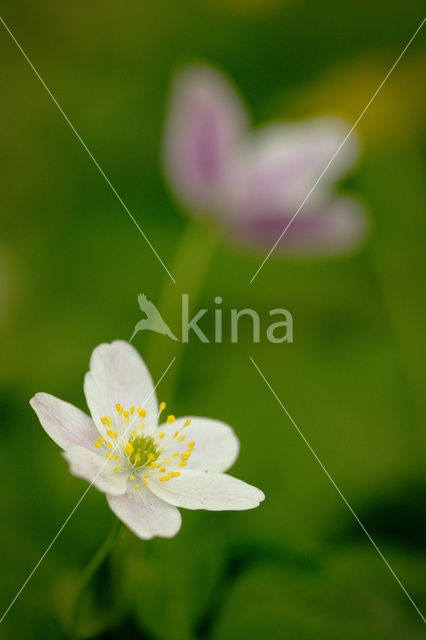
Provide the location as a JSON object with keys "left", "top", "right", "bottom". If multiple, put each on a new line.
{"left": 276, "top": 53, "right": 426, "bottom": 144}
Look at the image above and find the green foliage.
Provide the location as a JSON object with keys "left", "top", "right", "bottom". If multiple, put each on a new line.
{"left": 0, "top": 0, "right": 424, "bottom": 638}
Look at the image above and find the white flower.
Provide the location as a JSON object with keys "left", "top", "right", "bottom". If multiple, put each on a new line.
{"left": 30, "top": 341, "right": 264, "bottom": 539}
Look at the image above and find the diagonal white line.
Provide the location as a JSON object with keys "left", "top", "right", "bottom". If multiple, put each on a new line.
{"left": 250, "top": 356, "right": 426, "bottom": 623}
{"left": 249, "top": 16, "right": 426, "bottom": 284}
{"left": 0, "top": 15, "right": 176, "bottom": 284}
{"left": 0, "top": 356, "right": 176, "bottom": 625}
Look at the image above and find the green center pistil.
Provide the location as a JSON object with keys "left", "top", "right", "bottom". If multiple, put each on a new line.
{"left": 124, "top": 435, "right": 160, "bottom": 468}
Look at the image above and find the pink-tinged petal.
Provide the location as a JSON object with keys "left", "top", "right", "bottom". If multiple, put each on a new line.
{"left": 107, "top": 488, "right": 181, "bottom": 539}
{"left": 163, "top": 64, "right": 248, "bottom": 215}
{"left": 30, "top": 392, "right": 98, "bottom": 450}
{"left": 63, "top": 445, "right": 128, "bottom": 496}
{"left": 149, "top": 470, "right": 264, "bottom": 511}
{"left": 84, "top": 341, "right": 158, "bottom": 433}
{"left": 160, "top": 417, "right": 239, "bottom": 472}
{"left": 231, "top": 117, "right": 359, "bottom": 216}
{"left": 233, "top": 198, "right": 368, "bottom": 256}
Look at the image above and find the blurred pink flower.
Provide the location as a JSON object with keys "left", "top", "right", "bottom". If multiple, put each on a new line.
{"left": 163, "top": 64, "right": 367, "bottom": 255}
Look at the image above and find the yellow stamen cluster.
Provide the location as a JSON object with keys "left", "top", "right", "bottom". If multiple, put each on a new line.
{"left": 124, "top": 442, "right": 134, "bottom": 455}
{"left": 178, "top": 440, "right": 194, "bottom": 467}
{"left": 94, "top": 405, "right": 147, "bottom": 462}
{"left": 93, "top": 404, "right": 195, "bottom": 490}
{"left": 159, "top": 470, "right": 181, "bottom": 481}
{"left": 100, "top": 416, "right": 118, "bottom": 440}
{"left": 93, "top": 431, "right": 119, "bottom": 460}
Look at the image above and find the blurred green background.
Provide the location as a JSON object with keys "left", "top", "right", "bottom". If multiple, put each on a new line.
{"left": 0, "top": 1, "right": 425, "bottom": 638}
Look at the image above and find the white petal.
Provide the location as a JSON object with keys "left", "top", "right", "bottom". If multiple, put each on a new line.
{"left": 231, "top": 117, "right": 359, "bottom": 216}
{"left": 233, "top": 197, "right": 368, "bottom": 256}
{"left": 149, "top": 470, "right": 264, "bottom": 511}
{"left": 106, "top": 488, "right": 182, "bottom": 539}
{"left": 276, "top": 197, "right": 368, "bottom": 255}
{"left": 160, "top": 417, "right": 239, "bottom": 472}
{"left": 84, "top": 340, "right": 158, "bottom": 433}
{"left": 30, "top": 392, "right": 98, "bottom": 450}
{"left": 163, "top": 63, "right": 247, "bottom": 215}
{"left": 63, "top": 445, "right": 128, "bottom": 496}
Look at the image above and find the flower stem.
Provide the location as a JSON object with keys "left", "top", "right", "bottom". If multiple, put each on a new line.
{"left": 146, "top": 218, "right": 220, "bottom": 402}
{"left": 69, "top": 519, "right": 123, "bottom": 639}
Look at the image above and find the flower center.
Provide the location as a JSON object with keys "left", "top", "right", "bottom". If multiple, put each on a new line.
{"left": 92, "top": 401, "right": 194, "bottom": 490}
{"left": 124, "top": 434, "right": 160, "bottom": 468}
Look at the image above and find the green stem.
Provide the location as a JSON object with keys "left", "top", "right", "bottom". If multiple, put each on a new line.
{"left": 146, "top": 218, "right": 221, "bottom": 403}
{"left": 69, "top": 519, "right": 123, "bottom": 639}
